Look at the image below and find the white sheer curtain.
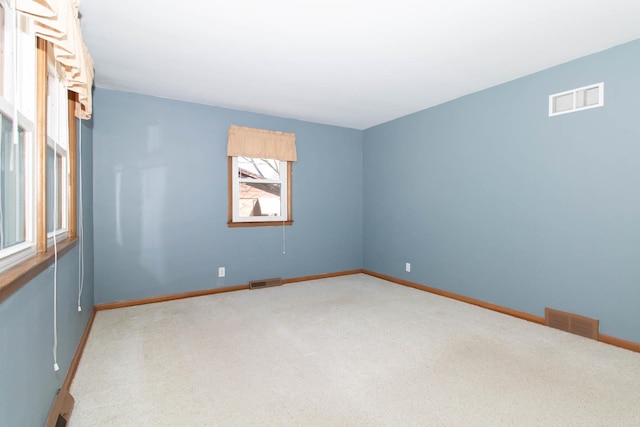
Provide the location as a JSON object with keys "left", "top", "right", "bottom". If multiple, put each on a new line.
{"left": 16, "top": 0, "right": 93, "bottom": 119}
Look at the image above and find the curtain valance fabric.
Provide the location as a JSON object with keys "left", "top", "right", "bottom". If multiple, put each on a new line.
{"left": 16, "top": 0, "right": 94, "bottom": 119}
{"left": 227, "top": 125, "right": 297, "bottom": 161}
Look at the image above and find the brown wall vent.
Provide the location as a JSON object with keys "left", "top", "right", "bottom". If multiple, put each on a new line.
{"left": 545, "top": 307, "right": 599, "bottom": 340}
{"left": 46, "top": 388, "right": 74, "bottom": 427}
{"left": 249, "top": 277, "right": 283, "bottom": 290}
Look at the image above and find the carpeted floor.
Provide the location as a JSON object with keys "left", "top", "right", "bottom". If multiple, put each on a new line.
{"left": 70, "top": 274, "right": 640, "bottom": 426}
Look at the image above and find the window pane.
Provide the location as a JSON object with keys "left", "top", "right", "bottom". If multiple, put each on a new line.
{"left": 553, "top": 93, "right": 573, "bottom": 113}
{"left": 1, "top": 115, "right": 26, "bottom": 249}
{"left": 584, "top": 87, "right": 600, "bottom": 106}
{"left": 46, "top": 147, "right": 63, "bottom": 232}
{"left": 238, "top": 157, "right": 280, "bottom": 180}
{"left": 239, "top": 182, "right": 281, "bottom": 217}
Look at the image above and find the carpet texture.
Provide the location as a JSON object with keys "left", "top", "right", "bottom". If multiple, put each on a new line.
{"left": 70, "top": 274, "right": 640, "bottom": 426}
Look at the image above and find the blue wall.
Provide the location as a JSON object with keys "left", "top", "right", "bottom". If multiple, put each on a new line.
{"left": 92, "top": 89, "right": 363, "bottom": 304}
{"left": 363, "top": 39, "right": 640, "bottom": 343}
{"left": 0, "top": 118, "right": 94, "bottom": 426}
{"left": 4, "top": 37, "right": 639, "bottom": 427}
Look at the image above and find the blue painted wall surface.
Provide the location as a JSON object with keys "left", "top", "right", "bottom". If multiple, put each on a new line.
{"left": 363, "top": 39, "right": 640, "bottom": 343}
{"left": 0, "top": 118, "right": 94, "bottom": 426}
{"left": 92, "top": 89, "right": 363, "bottom": 304}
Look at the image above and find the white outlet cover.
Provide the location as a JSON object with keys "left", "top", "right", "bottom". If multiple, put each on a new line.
{"left": 405, "top": 263, "right": 411, "bottom": 272}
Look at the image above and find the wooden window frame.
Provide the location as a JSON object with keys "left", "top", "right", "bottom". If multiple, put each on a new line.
{"left": 227, "top": 156, "right": 293, "bottom": 228}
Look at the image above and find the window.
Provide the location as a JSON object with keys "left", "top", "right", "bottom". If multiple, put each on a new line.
{"left": 0, "top": 22, "right": 76, "bottom": 273}
{"left": 46, "top": 67, "right": 69, "bottom": 242}
{"left": 230, "top": 156, "right": 292, "bottom": 224}
{"left": 46, "top": 146, "right": 66, "bottom": 233}
{"left": 0, "top": 2, "right": 36, "bottom": 271}
{"left": 549, "top": 82, "right": 604, "bottom": 116}
{"left": 226, "top": 125, "right": 296, "bottom": 227}
{"left": 0, "top": 0, "right": 92, "bottom": 300}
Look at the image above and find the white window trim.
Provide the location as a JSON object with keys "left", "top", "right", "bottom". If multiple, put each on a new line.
{"left": 0, "top": 241, "right": 35, "bottom": 271}
{"left": 549, "top": 82, "right": 604, "bottom": 117}
{"left": 47, "top": 229, "right": 68, "bottom": 247}
{"left": 231, "top": 156, "right": 288, "bottom": 223}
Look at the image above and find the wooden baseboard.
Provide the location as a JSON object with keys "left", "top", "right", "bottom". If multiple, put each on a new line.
{"left": 599, "top": 334, "right": 640, "bottom": 353}
{"left": 95, "top": 284, "right": 250, "bottom": 311}
{"left": 362, "top": 270, "right": 640, "bottom": 353}
{"left": 62, "top": 308, "right": 96, "bottom": 391}
{"left": 283, "top": 269, "right": 363, "bottom": 284}
{"left": 96, "top": 269, "right": 364, "bottom": 311}
{"left": 363, "top": 270, "right": 544, "bottom": 324}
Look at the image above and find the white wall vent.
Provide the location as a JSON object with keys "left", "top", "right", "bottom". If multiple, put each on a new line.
{"left": 549, "top": 82, "right": 604, "bottom": 117}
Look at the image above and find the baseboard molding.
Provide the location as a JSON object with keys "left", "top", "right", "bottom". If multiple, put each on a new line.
{"left": 599, "top": 334, "right": 640, "bottom": 353}
{"left": 283, "top": 269, "right": 363, "bottom": 284}
{"left": 363, "top": 270, "right": 544, "bottom": 324}
{"left": 362, "top": 269, "right": 640, "bottom": 354}
{"left": 95, "top": 269, "right": 364, "bottom": 311}
{"left": 95, "top": 284, "right": 250, "bottom": 311}
{"left": 62, "top": 308, "right": 96, "bottom": 391}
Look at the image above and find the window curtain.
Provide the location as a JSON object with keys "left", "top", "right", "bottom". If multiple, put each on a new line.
{"left": 227, "top": 125, "right": 297, "bottom": 162}
{"left": 16, "top": 0, "right": 94, "bottom": 119}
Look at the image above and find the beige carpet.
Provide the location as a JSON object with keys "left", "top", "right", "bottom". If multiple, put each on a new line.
{"left": 70, "top": 274, "right": 640, "bottom": 426}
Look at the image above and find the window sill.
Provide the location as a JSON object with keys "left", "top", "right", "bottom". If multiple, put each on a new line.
{"left": 228, "top": 220, "right": 293, "bottom": 228}
{"left": 0, "top": 237, "right": 78, "bottom": 303}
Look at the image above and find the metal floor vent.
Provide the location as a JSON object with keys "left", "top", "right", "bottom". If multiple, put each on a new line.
{"left": 249, "top": 277, "right": 283, "bottom": 290}
{"left": 545, "top": 307, "right": 599, "bottom": 340}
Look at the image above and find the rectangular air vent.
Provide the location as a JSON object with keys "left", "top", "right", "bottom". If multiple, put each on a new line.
{"left": 545, "top": 307, "right": 599, "bottom": 340}
{"left": 249, "top": 277, "right": 283, "bottom": 290}
{"left": 549, "top": 82, "right": 604, "bottom": 116}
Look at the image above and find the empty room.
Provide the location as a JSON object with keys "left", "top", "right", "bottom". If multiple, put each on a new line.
{"left": 2, "top": 0, "right": 640, "bottom": 425}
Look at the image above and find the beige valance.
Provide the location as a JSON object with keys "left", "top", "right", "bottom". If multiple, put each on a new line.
{"left": 16, "top": 0, "right": 94, "bottom": 119}
{"left": 227, "top": 125, "right": 297, "bottom": 162}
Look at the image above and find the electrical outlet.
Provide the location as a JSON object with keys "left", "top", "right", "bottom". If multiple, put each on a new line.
{"left": 405, "top": 262, "right": 411, "bottom": 272}
{"left": 218, "top": 267, "right": 225, "bottom": 278}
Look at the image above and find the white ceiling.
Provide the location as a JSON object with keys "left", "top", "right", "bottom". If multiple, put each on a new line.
{"left": 79, "top": 1, "right": 640, "bottom": 130}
